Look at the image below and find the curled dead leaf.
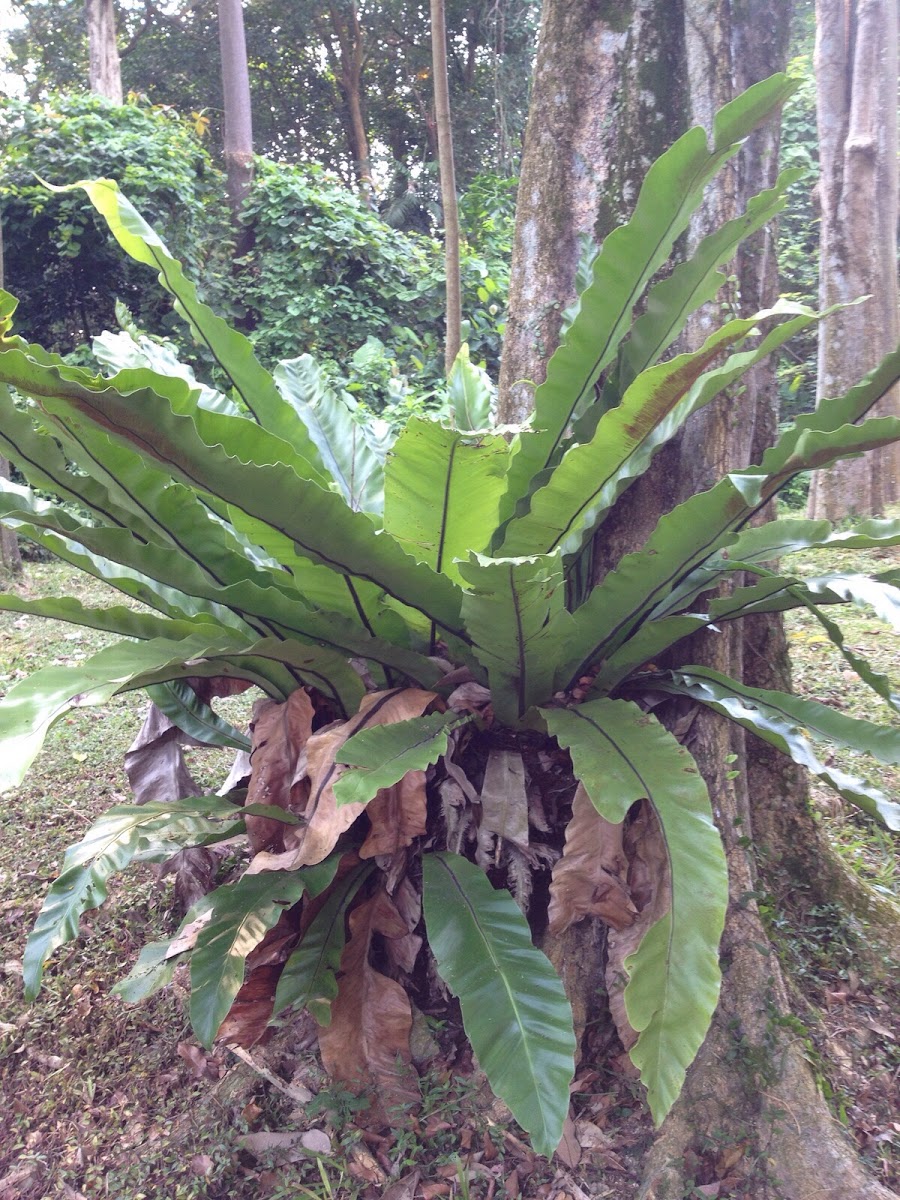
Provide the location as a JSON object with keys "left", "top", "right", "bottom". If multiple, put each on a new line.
{"left": 478, "top": 749, "right": 530, "bottom": 860}
{"left": 447, "top": 681, "right": 492, "bottom": 712}
{"left": 177, "top": 1042, "right": 219, "bottom": 1080}
{"left": 245, "top": 689, "right": 315, "bottom": 853}
{"left": 124, "top": 702, "right": 204, "bottom": 806}
{"left": 249, "top": 688, "right": 437, "bottom": 872}
{"left": 548, "top": 784, "right": 636, "bottom": 936}
{"left": 360, "top": 769, "right": 428, "bottom": 859}
{"left": 216, "top": 963, "right": 282, "bottom": 1048}
{"left": 317, "top": 888, "right": 419, "bottom": 1118}
{"left": 606, "top": 801, "right": 671, "bottom": 1052}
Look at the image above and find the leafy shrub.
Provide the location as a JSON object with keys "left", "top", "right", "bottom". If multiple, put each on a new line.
{"left": 0, "top": 76, "right": 898, "bottom": 1158}
{"left": 231, "top": 160, "right": 510, "bottom": 412}
{"left": 0, "top": 92, "right": 229, "bottom": 355}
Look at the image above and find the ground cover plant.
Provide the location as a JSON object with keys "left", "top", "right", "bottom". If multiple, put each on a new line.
{"left": 0, "top": 74, "right": 899, "bottom": 1181}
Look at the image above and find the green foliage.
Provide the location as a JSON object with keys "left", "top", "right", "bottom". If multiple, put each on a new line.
{"left": 1, "top": 75, "right": 898, "bottom": 1156}
{"left": 226, "top": 161, "right": 511, "bottom": 417}
{"left": 233, "top": 159, "right": 443, "bottom": 383}
{"left": 422, "top": 852, "right": 577, "bottom": 1158}
{"left": 542, "top": 700, "right": 728, "bottom": 1124}
{"left": 334, "top": 712, "right": 469, "bottom": 807}
{"left": 273, "top": 862, "right": 375, "bottom": 1025}
{"left": 22, "top": 796, "right": 258, "bottom": 1000}
{"left": 0, "top": 93, "right": 228, "bottom": 355}
{"left": 4, "top": 1, "right": 539, "bottom": 197}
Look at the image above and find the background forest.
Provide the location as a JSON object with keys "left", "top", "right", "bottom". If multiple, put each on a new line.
{"left": 0, "top": 2, "right": 898, "bottom": 1200}
{"left": 0, "top": 1, "right": 818, "bottom": 433}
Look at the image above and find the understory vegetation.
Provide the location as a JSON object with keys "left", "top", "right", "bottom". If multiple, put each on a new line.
{"left": 0, "top": 93, "right": 513, "bottom": 423}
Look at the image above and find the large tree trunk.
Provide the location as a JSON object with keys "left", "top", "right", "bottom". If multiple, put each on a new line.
{"left": 500, "top": 2, "right": 897, "bottom": 1196}
{"left": 808, "top": 0, "right": 900, "bottom": 518}
{"left": 497, "top": 0, "right": 628, "bottom": 421}
{"left": 217, "top": 0, "right": 254, "bottom": 226}
{"left": 430, "top": 0, "right": 462, "bottom": 374}
{"left": 85, "top": 0, "right": 123, "bottom": 104}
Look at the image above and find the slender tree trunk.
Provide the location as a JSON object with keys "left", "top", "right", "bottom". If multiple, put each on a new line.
{"left": 85, "top": 0, "right": 123, "bottom": 104}
{"left": 430, "top": 0, "right": 462, "bottom": 375}
{"left": 325, "top": 4, "right": 374, "bottom": 204}
{"left": 0, "top": 217, "right": 22, "bottom": 581}
{"left": 217, "top": 0, "right": 254, "bottom": 227}
{"left": 808, "top": 0, "right": 900, "bottom": 518}
{"left": 500, "top": 2, "right": 896, "bottom": 1195}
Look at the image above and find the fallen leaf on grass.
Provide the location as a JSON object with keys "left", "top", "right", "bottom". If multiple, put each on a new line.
{"left": 573, "top": 1120, "right": 612, "bottom": 1151}
{"left": 190, "top": 1155, "right": 214, "bottom": 1177}
{"left": 239, "top": 1129, "right": 332, "bottom": 1159}
{"left": 864, "top": 1018, "right": 895, "bottom": 1039}
{"left": 28, "top": 1049, "right": 66, "bottom": 1070}
{"left": 422, "top": 1184, "right": 451, "bottom": 1199}
{"left": 380, "top": 1169, "right": 421, "bottom": 1200}
{"left": 347, "top": 1145, "right": 387, "bottom": 1184}
{"left": 554, "top": 1110, "right": 581, "bottom": 1168}
{"left": 177, "top": 1041, "right": 220, "bottom": 1080}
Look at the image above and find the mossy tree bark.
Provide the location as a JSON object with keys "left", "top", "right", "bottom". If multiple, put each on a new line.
{"left": 500, "top": 1, "right": 897, "bottom": 1195}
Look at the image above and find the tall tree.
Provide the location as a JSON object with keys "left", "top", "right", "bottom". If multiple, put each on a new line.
{"left": 500, "top": 2, "right": 897, "bottom": 1196}
{"left": 316, "top": 3, "right": 374, "bottom": 200}
{"left": 5, "top": 0, "right": 539, "bottom": 202}
{"left": 85, "top": 0, "right": 123, "bottom": 102}
{"left": 808, "top": 0, "right": 900, "bottom": 518}
{"left": 430, "top": 0, "right": 461, "bottom": 373}
{"left": 217, "top": 0, "right": 254, "bottom": 223}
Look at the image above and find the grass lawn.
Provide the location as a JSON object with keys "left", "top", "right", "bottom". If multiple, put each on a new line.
{"left": 0, "top": 542, "right": 896, "bottom": 1199}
